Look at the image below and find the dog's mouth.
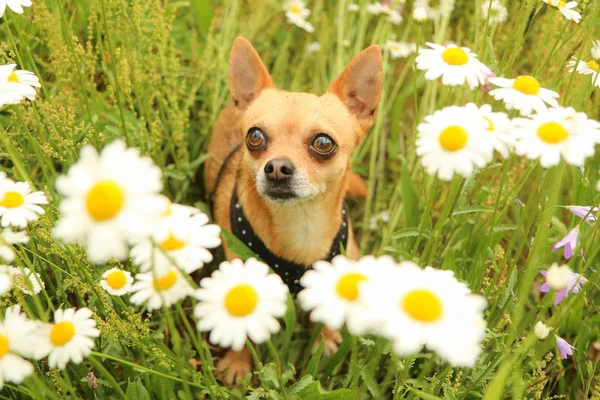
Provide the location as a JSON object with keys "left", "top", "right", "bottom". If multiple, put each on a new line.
{"left": 261, "top": 184, "right": 300, "bottom": 203}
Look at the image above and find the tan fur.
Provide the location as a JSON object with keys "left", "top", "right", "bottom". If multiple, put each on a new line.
{"left": 204, "top": 37, "right": 382, "bottom": 384}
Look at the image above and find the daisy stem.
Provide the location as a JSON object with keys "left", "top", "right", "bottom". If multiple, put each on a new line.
{"left": 90, "top": 351, "right": 205, "bottom": 389}
{"left": 87, "top": 355, "right": 127, "bottom": 399}
{"left": 246, "top": 340, "right": 264, "bottom": 370}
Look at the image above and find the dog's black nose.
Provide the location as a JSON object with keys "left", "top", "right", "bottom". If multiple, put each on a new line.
{"left": 264, "top": 158, "right": 295, "bottom": 181}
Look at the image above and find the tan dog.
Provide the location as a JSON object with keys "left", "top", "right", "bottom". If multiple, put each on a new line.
{"left": 204, "top": 37, "right": 383, "bottom": 383}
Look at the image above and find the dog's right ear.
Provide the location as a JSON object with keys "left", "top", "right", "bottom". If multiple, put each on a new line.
{"left": 228, "top": 37, "right": 275, "bottom": 110}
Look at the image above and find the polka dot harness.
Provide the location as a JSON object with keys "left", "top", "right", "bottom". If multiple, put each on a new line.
{"left": 230, "top": 188, "right": 349, "bottom": 294}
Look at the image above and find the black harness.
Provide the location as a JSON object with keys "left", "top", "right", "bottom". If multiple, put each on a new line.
{"left": 209, "top": 146, "right": 349, "bottom": 294}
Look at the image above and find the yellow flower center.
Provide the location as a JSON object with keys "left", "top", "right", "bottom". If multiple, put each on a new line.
{"left": 153, "top": 270, "right": 178, "bottom": 291}
{"left": 512, "top": 75, "right": 541, "bottom": 95}
{"left": 587, "top": 60, "right": 599, "bottom": 72}
{"left": 85, "top": 181, "right": 125, "bottom": 221}
{"left": 441, "top": 47, "right": 469, "bottom": 66}
{"left": 402, "top": 289, "right": 443, "bottom": 322}
{"left": 336, "top": 272, "right": 368, "bottom": 301}
{"left": 0, "top": 191, "right": 25, "bottom": 208}
{"left": 483, "top": 116, "right": 495, "bottom": 131}
{"left": 537, "top": 122, "right": 568, "bottom": 144}
{"left": 7, "top": 72, "right": 19, "bottom": 83}
{"left": 439, "top": 126, "right": 468, "bottom": 152}
{"left": 0, "top": 334, "right": 9, "bottom": 358}
{"left": 106, "top": 270, "right": 127, "bottom": 289}
{"left": 50, "top": 321, "right": 76, "bottom": 346}
{"left": 224, "top": 284, "right": 258, "bottom": 317}
{"left": 290, "top": 4, "right": 301, "bottom": 14}
{"left": 160, "top": 232, "right": 187, "bottom": 251}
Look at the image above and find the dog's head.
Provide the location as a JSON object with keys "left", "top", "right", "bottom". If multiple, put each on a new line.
{"left": 229, "top": 37, "right": 383, "bottom": 204}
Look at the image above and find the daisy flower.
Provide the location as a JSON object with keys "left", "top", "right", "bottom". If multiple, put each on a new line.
{"left": 287, "top": 14, "right": 315, "bottom": 32}
{"left": 387, "top": 9, "right": 402, "bottom": 25}
{"left": 556, "top": 336, "right": 575, "bottom": 359}
{"left": 194, "top": 258, "right": 288, "bottom": 351}
{"left": 488, "top": 75, "right": 559, "bottom": 116}
{"left": 0, "top": 228, "right": 28, "bottom": 262}
{"left": 283, "top": 0, "right": 310, "bottom": 20}
{"left": 298, "top": 255, "right": 392, "bottom": 336}
{"left": 386, "top": 40, "right": 417, "bottom": 59}
{"left": 0, "top": 64, "right": 40, "bottom": 107}
{"left": 0, "top": 265, "right": 12, "bottom": 295}
{"left": 566, "top": 57, "right": 598, "bottom": 76}
{"left": 9, "top": 266, "right": 44, "bottom": 295}
{"left": 540, "top": 267, "right": 586, "bottom": 305}
{"left": 129, "top": 267, "right": 193, "bottom": 311}
{"left": 306, "top": 42, "right": 322, "bottom": 54}
{"left": 348, "top": 3, "right": 360, "bottom": 12}
{"left": 362, "top": 263, "right": 487, "bottom": 367}
{"left": 0, "top": 178, "right": 47, "bottom": 229}
{"left": 543, "top": 0, "right": 581, "bottom": 23}
{"left": 100, "top": 267, "right": 133, "bottom": 296}
{"left": 366, "top": 3, "right": 391, "bottom": 15}
{"left": 0, "top": 306, "right": 36, "bottom": 391}
{"left": 416, "top": 104, "right": 495, "bottom": 180}
{"left": 53, "top": 140, "right": 164, "bottom": 264}
{"left": 130, "top": 203, "right": 221, "bottom": 276}
{"left": 0, "top": 0, "right": 31, "bottom": 17}
{"left": 416, "top": 43, "right": 491, "bottom": 89}
{"left": 413, "top": 0, "right": 455, "bottom": 20}
{"left": 511, "top": 107, "right": 600, "bottom": 167}
{"left": 481, "top": 0, "right": 508, "bottom": 24}
{"left": 465, "top": 103, "right": 514, "bottom": 158}
{"left": 34, "top": 308, "right": 100, "bottom": 370}
{"left": 592, "top": 40, "right": 600, "bottom": 60}
{"left": 413, "top": 6, "right": 428, "bottom": 22}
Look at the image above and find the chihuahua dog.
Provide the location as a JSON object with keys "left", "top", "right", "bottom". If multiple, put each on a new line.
{"left": 204, "top": 37, "right": 383, "bottom": 383}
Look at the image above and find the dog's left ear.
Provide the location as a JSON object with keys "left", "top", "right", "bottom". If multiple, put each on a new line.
{"left": 329, "top": 46, "right": 383, "bottom": 133}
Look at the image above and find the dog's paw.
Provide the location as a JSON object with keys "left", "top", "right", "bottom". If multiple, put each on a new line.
{"left": 216, "top": 348, "right": 253, "bottom": 385}
{"left": 312, "top": 326, "right": 343, "bottom": 356}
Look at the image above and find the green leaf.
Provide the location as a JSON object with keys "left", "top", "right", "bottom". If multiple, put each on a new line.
{"left": 407, "top": 387, "right": 444, "bottom": 400}
{"left": 401, "top": 166, "right": 420, "bottom": 230}
{"left": 452, "top": 206, "right": 495, "bottom": 216}
{"left": 125, "top": 378, "right": 150, "bottom": 400}
{"left": 360, "top": 370, "right": 381, "bottom": 398}
{"left": 220, "top": 228, "right": 258, "bottom": 260}
{"left": 392, "top": 228, "right": 423, "bottom": 239}
{"left": 293, "top": 381, "right": 357, "bottom": 400}
{"left": 191, "top": 0, "right": 213, "bottom": 38}
{"left": 282, "top": 294, "right": 297, "bottom": 360}
{"left": 306, "top": 335, "right": 325, "bottom": 377}
{"left": 288, "top": 375, "right": 315, "bottom": 396}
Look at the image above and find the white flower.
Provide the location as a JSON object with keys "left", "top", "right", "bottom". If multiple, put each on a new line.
{"left": 299, "top": 255, "right": 390, "bottom": 335}
{"left": 9, "top": 267, "right": 44, "bottom": 295}
{"left": 367, "top": 3, "right": 391, "bottom": 15}
{"left": 545, "top": 263, "right": 572, "bottom": 290}
{"left": 481, "top": 0, "right": 508, "bottom": 24}
{"left": 362, "top": 263, "right": 487, "bottom": 367}
{"left": 414, "top": 0, "right": 455, "bottom": 19}
{"left": 511, "top": 107, "right": 600, "bottom": 167}
{"left": 369, "top": 210, "right": 391, "bottom": 230}
{"left": 53, "top": 140, "right": 164, "bottom": 264}
{"left": 306, "top": 42, "right": 322, "bottom": 54}
{"left": 129, "top": 267, "right": 193, "bottom": 311}
{"left": 0, "top": 178, "right": 47, "bottom": 229}
{"left": 287, "top": 13, "right": 315, "bottom": 32}
{"left": 591, "top": 40, "right": 600, "bottom": 60}
{"left": 0, "top": 306, "right": 36, "bottom": 390}
{"left": 488, "top": 75, "right": 559, "bottom": 116}
{"left": 0, "top": 228, "right": 28, "bottom": 262}
{"left": 283, "top": 0, "right": 310, "bottom": 20}
{"left": 0, "top": 64, "right": 40, "bottom": 107}
{"left": 566, "top": 57, "right": 600, "bottom": 88}
{"left": 33, "top": 308, "right": 100, "bottom": 370}
{"left": 416, "top": 105, "right": 495, "bottom": 180}
{"left": 100, "top": 267, "right": 133, "bottom": 296}
{"left": 194, "top": 258, "right": 288, "bottom": 351}
{"left": 416, "top": 43, "right": 491, "bottom": 89}
{"left": 0, "top": 0, "right": 32, "bottom": 17}
{"left": 387, "top": 9, "right": 402, "bottom": 25}
{"left": 543, "top": 0, "right": 581, "bottom": 23}
{"left": 413, "top": 6, "right": 428, "bottom": 22}
{"left": 348, "top": 3, "right": 360, "bottom": 12}
{"left": 534, "top": 321, "right": 551, "bottom": 339}
{"left": 130, "top": 203, "right": 221, "bottom": 276}
{"left": 465, "top": 103, "right": 514, "bottom": 158}
{"left": 0, "top": 265, "right": 12, "bottom": 295}
{"left": 386, "top": 40, "right": 417, "bottom": 59}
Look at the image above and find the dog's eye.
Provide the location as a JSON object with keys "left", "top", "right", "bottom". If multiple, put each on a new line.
{"left": 311, "top": 134, "right": 335, "bottom": 155}
{"left": 246, "top": 128, "right": 266, "bottom": 149}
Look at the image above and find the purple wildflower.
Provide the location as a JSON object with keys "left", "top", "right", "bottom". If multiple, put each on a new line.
{"left": 569, "top": 206, "right": 598, "bottom": 226}
{"left": 540, "top": 270, "right": 587, "bottom": 306}
{"left": 556, "top": 336, "right": 575, "bottom": 359}
{"left": 552, "top": 228, "right": 579, "bottom": 259}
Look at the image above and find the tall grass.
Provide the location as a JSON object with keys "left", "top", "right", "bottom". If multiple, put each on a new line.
{"left": 1, "top": 0, "right": 599, "bottom": 398}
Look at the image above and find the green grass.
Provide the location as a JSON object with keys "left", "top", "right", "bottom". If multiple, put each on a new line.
{"left": 1, "top": 0, "right": 600, "bottom": 398}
